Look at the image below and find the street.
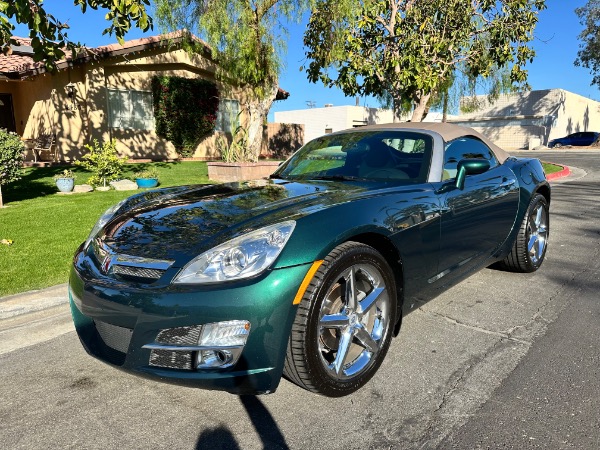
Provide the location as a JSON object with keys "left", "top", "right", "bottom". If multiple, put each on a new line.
{"left": 1, "top": 150, "right": 599, "bottom": 449}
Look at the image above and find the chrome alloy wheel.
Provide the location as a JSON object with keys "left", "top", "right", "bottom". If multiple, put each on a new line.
{"left": 527, "top": 202, "right": 548, "bottom": 265}
{"left": 317, "top": 263, "right": 391, "bottom": 380}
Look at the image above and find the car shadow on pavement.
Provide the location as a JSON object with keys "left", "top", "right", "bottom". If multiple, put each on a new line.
{"left": 194, "top": 395, "right": 289, "bottom": 450}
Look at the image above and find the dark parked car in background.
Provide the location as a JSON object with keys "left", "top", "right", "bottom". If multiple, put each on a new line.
{"left": 69, "top": 123, "right": 550, "bottom": 397}
{"left": 549, "top": 131, "right": 599, "bottom": 148}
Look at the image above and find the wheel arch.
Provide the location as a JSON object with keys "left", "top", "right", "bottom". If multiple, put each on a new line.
{"left": 342, "top": 232, "right": 404, "bottom": 336}
{"left": 535, "top": 183, "right": 551, "bottom": 206}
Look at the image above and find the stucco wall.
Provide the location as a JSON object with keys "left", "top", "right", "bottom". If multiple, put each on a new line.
{"left": 261, "top": 123, "right": 304, "bottom": 159}
{"left": 551, "top": 90, "right": 600, "bottom": 140}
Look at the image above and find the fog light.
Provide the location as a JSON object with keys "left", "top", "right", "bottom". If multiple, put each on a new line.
{"left": 200, "top": 320, "right": 250, "bottom": 346}
{"left": 196, "top": 320, "right": 250, "bottom": 369}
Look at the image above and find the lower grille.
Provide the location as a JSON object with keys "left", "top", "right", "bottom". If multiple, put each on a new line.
{"left": 94, "top": 320, "right": 133, "bottom": 354}
{"left": 149, "top": 325, "right": 203, "bottom": 370}
{"left": 149, "top": 349, "right": 194, "bottom": 370}
{"left": 156, "top": 326, "right": 202, "bottom": 346}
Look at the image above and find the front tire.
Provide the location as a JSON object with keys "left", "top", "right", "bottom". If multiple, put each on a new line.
{"left": 499, "top": 194, "right": 549, "bottom": 272}
{"left": 283, "top": 242, "right": 397, "bottom": 397}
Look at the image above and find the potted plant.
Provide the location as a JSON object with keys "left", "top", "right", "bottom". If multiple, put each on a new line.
{"left": 207, "top": 110, "right": 279, "bottom": 182}
{"left": 134, "top": 168, "right": 159, "bottom": 188}
{"left": 54, "top": 169, "right": 76, "bottom": 192}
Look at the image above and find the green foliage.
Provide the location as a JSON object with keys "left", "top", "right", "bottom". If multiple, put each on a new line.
{"left": 0, "top": 1, "right": 152, "bottom": 70}
{"left": 75, "top": 139, "right": 127, "bottom": 187}
{"left": 155, "top": 0, "right": 311, "bottom": 98}
{"left": 134, "top": 168, "right": 159, "bottom": 180}
{"left": 0, "top": 128, "right": 24, "bottom": 186}
{"left": 217, "top": 111, "right": 251, "bottom": 162}
{"left": 151, "top": 75, "right": 219, "bottom": 158}
{"left": 53, "top": 169, "right": 76, "bottom": 180}
{"left": 575, "top": 1, "right": 600, "bottom": 87}
{"left": 154, "top": 1, "right": 315, "bottom": 161}
{"left": 305, "top": 0, "right": 546, "bottom": 121}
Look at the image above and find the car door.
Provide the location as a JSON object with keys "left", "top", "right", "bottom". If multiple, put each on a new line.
{"left": 581, "top": 132, "right": 596, "bottom": 146}
{"left": 435, "top": 137, "right": 519, "bottom": 284}
{"left": 572, "top": 132, "right": 586, "bottom": 146}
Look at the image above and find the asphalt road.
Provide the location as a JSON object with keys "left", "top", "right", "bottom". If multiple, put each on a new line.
{"left": 1, "top": 150, "right": 598, "bottom": 449}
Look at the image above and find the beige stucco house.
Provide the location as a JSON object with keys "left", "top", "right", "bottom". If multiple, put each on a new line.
{"left": 0, "top": 31, "right": 289, "bottom": 162}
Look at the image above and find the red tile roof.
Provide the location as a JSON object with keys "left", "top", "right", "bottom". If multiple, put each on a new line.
{"left": 0, "top": 31, "right": 290, "bottom": 99}
{"left": 0, "top": 30, "right": 210, "bottom": 79}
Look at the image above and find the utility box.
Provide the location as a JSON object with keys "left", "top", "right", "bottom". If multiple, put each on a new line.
{"left": 528, "top": 137, "right": 541, "bottom": 150}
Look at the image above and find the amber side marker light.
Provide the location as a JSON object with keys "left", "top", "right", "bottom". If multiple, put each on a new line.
{"left": 293, "top": 260, "right": 324, "bottom": 305}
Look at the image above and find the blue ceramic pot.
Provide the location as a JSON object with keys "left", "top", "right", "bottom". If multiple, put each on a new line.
{"left": 136, "top": 178, "right": 159, "bottom": 188}
{"left": 56, "top": 178, "right": 75, "bottom": 192}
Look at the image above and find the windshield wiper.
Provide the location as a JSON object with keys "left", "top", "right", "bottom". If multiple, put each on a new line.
{"left": 310, "top": 174, "right": 364, "bottom": 181}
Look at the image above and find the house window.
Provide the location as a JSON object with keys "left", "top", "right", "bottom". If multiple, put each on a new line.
{"left": 215, "top": 99, "right": 240, "bottom": 134}
{"left": 108, "top": 89, "right": 155, "bottom": 130}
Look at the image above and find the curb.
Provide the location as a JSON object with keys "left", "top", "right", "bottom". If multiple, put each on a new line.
{"left": 0, "top": 284, "right": 68, "bottom": 319}
{"left": 545, "top": 164, "right": 571, "bottom": 182}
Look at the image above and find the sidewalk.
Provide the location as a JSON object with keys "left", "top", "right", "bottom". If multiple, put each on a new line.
{"left": 0, "top": 165, "right": 578, "bottom": 319}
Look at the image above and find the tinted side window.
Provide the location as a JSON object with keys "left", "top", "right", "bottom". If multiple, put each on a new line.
{"left": 442, "top": 137, "right": 498, "bottom": 180}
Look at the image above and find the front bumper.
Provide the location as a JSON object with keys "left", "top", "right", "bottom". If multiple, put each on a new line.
{"left": 69, "top": 249, "right": 311, "bottom": 395}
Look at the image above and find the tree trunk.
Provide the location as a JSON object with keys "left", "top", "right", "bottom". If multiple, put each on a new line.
{"left": 0, "top": 185, "right": 3, "bottom": 208}
{"left": 392, "top": 97, "right": 402, "bottom": 123}
{"left": 442, "top": 91, "right": 449, "bottom": 123}
{"left": 245, "top": 83, "right": 278, "bottom": 162}
{"left": 410, "top": 92, "right": 432, "bottom": 122}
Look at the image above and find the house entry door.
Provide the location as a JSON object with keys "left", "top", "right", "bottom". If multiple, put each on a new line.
{"left": 0, "top": 93, "right": 16, "bottom": 132}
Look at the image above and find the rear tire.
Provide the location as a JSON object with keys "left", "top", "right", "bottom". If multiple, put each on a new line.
{"left": 283, "top": 242, "right": 397, "bottom": 397}
{"left": 499, "top": 194, "right": 549, "bottom": 273}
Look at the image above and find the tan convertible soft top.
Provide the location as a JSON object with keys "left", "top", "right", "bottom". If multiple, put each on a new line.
{"left": 349, "top": 122, "right": 510, "bottom": 164}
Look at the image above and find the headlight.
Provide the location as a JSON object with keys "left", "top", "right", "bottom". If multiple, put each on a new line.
{"left": 84, "top": 199, "right": 128, "bottom": 249}
{"left": 173, "top": 221, "right": 296, "bottom": 284}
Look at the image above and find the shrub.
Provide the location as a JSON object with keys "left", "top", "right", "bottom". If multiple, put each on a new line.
{"left": 75, "top": 139, "right": 127, "bottom": 187}
{"left": 133, "top": 168, "right": 159, "bottom": 180}
{"left": 217, "top": 118, "right": 251, "bottom": 163}
{"left": 0, "top": 129, "right": 25, "bottom": 207}
{"left": 53, "top": 169, "right": 76, "bottom": 180}
{"left": 152, "top": 76, "right": 220, "bottom": 158}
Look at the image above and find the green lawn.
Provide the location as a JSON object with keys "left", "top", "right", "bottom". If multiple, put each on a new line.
{"left": 0, "top": 162, "right": 211, "bottom": 297}
{"left": 542, "top": 162, "right": 563, "bottom": 175}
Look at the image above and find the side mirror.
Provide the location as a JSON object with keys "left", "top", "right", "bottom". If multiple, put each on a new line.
{"left": 455, "top": 159, "right": 490, "bottom": 190}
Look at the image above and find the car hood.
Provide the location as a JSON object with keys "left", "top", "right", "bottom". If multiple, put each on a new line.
{"left": 98, "top": 179, "right": 365, "bottom": 266}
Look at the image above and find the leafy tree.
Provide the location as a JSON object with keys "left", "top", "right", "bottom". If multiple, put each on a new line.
{"left": 154, "top": 0, "right": 313, "bottom": 162}
{"left": 0, "top": 1, "right": 152, "bottom": 69}
{"left": 0, "top": 129, "right": 24, "bottom": 207}
{"left": 304, "top": 0, "right": 546, "bottom": 122}
{"left": 575, "top": 0, "right": 600, "bottom": 88}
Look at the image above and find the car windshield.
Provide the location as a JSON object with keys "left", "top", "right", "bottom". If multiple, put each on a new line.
{"left": 273, "top": 130, "right": 433, "bottom": 183}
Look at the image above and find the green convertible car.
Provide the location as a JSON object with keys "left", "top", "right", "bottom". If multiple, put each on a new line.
{"left": 69, "top": 123, "right": 550, "bottom": 397}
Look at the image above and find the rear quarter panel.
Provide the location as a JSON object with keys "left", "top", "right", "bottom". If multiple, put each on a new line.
{"left": 495, "top": 157, "right": 550, "bottom": 259}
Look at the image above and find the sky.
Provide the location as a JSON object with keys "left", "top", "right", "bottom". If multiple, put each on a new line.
{"left": 12, "top": 0, "right": 598, "bottom": 121}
